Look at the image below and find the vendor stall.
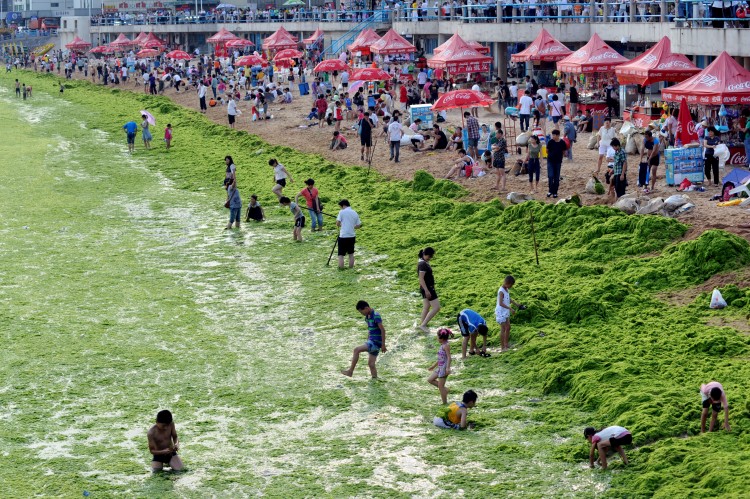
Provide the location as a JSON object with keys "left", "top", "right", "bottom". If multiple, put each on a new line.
{"left": 511, "top": 29, "right": 572, "bottom": 91}
{"left": 347, "top": 29, "right": 381, "bottom": 59}
{"left": 662, "top": 51, "right": 750, "bottom": 168}
{"left": 370, "top": 29, "right": 416, "bottom": 57}
{"left": 262, "top": 27, "right": 299, "bottom": 53}
{"left": 427, "top": 34, "right": 492, "bottom": 77}
{"left": 557, "top": 34, "right": 629, "bottom": 129}
{"left": 616, "top": 37, "right": 700, "bottom": 127}
{"left": 207, "top": 28, "right": 238, "bottom": 58}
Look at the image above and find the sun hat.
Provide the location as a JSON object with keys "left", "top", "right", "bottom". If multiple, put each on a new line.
{"left": 563, "top": 115, "right": 570, "bottom": 121}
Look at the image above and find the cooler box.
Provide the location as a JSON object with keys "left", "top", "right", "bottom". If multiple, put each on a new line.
{"left": 409, "top": 104, "right": 434, "bottom": 130}
{"left": 298, "top": 82, "right": 309, "bottom": 95}
{"left": 665, "top": 147, "right": 705, "bottom": 186}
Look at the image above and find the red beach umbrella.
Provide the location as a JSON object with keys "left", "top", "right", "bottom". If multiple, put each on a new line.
{"left": 137, "top": 48, "right": 160, "bottom": 58}
{"left": 313, "top": 59, "right": 349, "bottom": 73}
{"left": 166, "top": 50, "right": 191, "bottom": 60}
{"left": 350, "top": 67, "right": 391, "bottom": 82}
{"left": 274, "top": 48, "right": 303, "bottom": 61}
{"left": 226, "top": 38, "right": 255, "bottom": 48}
{"left": 236, "top": 54, "right": 267, "bottom": 67}
{"left": 677, "top": 98, "right": 699, "bottom": 145}
{"left": 431, "top": 89, "right": 494, "bottom": 111}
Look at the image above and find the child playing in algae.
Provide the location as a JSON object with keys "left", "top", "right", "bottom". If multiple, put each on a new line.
{"left": 495, "top": 275, "right": 525, "bottom": 352}
{"left": 584, "top": 425, "right": 632, "bottom": 470}
{"left": 457, "top": 308, "right": 489, "bottom": 359}
{"left": 279, "top": 196, "right": 305, "bottom": 242}
{"left": 700, "top": 381, "right": 731, "bottom": 433}
{"left": 245, "top": 195, "right": 265, "bottom": 222}
{"left": 427, "top": 328, "right": 453, "bottom": 404}
{"left": 433, "top": 390, "right": 478, "bottom": 430}
{"left": 341, "top": 300, "right": 387, "bottom": 379}
{"left": 147, "top": 410, "right": 184, "bottom": 472}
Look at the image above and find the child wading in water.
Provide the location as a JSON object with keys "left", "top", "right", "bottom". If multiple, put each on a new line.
{"left": 147, "top": 410, "right": 184, "bottom": 472}
{"left": 584, "top": 425, "right": 632, "bottom": 470}
{"left": 433, "top": 390, "right": 478, "bottom": 430}
{"left": 427, "top": 328, "right": 453, "bottom": 404}
{"left": 341, "top": 300, "right": 387, "bottom": 379}
{"left": 495, "top": 275, "right": 524, "bottom": 352}
{"left": 279, "top": 196, "right": 304, "bottom": 241}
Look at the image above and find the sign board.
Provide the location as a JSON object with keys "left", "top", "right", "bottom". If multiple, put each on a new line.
{"left": 409, "top": 104, "right": 433, "bottom": 130}
{"left": 665, "top": 147, "right": 704, "bottom": 186}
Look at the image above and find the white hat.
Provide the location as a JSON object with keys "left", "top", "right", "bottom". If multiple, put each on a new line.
{"left": 563, "top": 115, "right": 570, "bottom": 121}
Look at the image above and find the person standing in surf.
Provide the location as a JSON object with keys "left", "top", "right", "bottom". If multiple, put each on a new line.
{"left": 418, "top": 247, "right": 440, "bottom": 333}
{"left": 123, "top": 120, "right": 138, "bottom": 154}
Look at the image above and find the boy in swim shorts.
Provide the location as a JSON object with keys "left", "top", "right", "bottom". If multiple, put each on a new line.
{"left": 341, "top": 301, "right": 387, "bottom": 379}
{"left": 147, "top": 410, "right": 184, "bottom": 472}
{"left": 433, "top": 390, "right": 478, "bottom": 430}
{"left": 584, "top": 425, "right": 632, "bottom": 470}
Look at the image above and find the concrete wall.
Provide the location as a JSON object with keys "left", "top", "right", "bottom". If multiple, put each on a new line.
{"left": 59, "top": 16, "right": 92, "bottom": 48}
{"left": 393, "top": 20, "right": 750, "bottom": 58}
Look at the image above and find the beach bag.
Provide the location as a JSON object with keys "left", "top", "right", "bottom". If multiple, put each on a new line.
{"left": 677, "top": 178, "right": 692, "bottom": 192}
{"left": 710, "top": 289, "right": 727, "bottom": 309}
{"left": 224, "top": 199, "right": 230, "bottom": 208}
{"left": 638, "top": 162, "right": 650, "bottom": 187}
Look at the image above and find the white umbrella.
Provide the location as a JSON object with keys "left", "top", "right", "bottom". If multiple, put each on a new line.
{"left": 216, "top": 3, "right": 236, "bottom": 8}
{"left": 140, "top": 110, "right": 156, "bottom": 126}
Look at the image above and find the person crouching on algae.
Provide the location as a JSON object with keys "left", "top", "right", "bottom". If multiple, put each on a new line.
{"left": 584, "top": 425, "right": 632, "bottom": 470}
{"left": 700, "top": 381, "right": 730, "bottom": 433}
{"left": 433, "top": 390, "right": 478, "bottom": 430}
{"left": 148, "top": 410, "right": 184, "bottom": 472}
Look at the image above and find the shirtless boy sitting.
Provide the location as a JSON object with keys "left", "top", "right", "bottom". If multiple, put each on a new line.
{"left": 147, "top": 409, "right": 184, "bottom": 472}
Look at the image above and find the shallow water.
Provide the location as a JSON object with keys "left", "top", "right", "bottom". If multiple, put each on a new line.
{"left": 0, "top": 82, "right": 610, "bottom": 496}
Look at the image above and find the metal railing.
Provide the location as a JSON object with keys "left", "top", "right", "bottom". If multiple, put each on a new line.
{"left": 90, "top": 9, "right": 391, "bottom": 26}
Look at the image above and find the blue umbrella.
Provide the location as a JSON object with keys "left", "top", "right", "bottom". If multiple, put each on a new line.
{"left": 721, "top": 167, "right": 750, "bottom": 186}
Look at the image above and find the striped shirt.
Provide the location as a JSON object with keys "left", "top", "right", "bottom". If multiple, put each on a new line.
{"left": 365, "top": 310, "right": 383, "bottom": 346}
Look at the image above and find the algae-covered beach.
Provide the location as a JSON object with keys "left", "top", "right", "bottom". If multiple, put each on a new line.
{"left": 2, "top": 72, "right": 750, "bottom": 497}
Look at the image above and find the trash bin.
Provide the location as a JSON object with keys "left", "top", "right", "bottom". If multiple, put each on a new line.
{"left": 298, "top": 82, "right": 309, "bottom": 95}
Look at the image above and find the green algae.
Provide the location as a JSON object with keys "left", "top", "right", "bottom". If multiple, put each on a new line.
{"left": 3, "top": 71, "right": 750, "bottom": 497}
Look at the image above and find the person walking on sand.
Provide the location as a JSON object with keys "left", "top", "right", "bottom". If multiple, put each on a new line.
{"left": 227, "top": 96, "right": 238, "bottom": 129}
{"left": 496, "top": 275, "right": 523, "bottom": 352}
{"left": 388, "top": 115, "right": 403, "bottom": 163}
{"left": 418, "top": 247, "right": 440, "bottom": 333}
{"left": 336, "top": 199, "right": 362, "bottom": 269}
{"left": 610, "top": 138, "right": 628, "bottom": 199}
{"left": 527, "top": 135, "right": 542, "bottom": 194}
{"left": 457, "top": 308, "right": 489, "bottom": 359}
{"left": 546, "top": 129, "right": 567, "bottom": 199}
{"left": 584, "top": 425, "right": 632, "bottom": 470}
{"left": 492, "top": 135, "right": 508, "bottom": 192}
{"left": 198, "top": 81, "right": 207, "bottom": 113}
{"left": 359, "top": 111, "right": 374, "bottom": 162}
{"left": 270, "top": 158, "right": 293, "bottom": 200}
{"left": 147, "top": 410, "right": 184, "bottom": 472}
{"left": 341, "top": 300, "right": 387, "bottom": 379}
{"left": 700, "top": 381, "right": 730, "bottom": 433}
{"left": 427, "top": 328, "right": 453, "bottom": 404}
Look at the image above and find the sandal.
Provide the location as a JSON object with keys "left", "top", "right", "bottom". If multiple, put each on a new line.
{"left": 479, "top": 352, "right": 491, "bottom": 358}
{"left": 469, "top": 351, "right": 477, "bottom": 356}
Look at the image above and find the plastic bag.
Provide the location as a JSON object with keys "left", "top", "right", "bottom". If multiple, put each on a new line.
{"left": 585, "top": 177, "right": 598, "bottom": 194}
{"left": 710, "top": 288, "right": 727, "bottom": 309}
{"left": 664, "top": 194, "right": 691, "bottom": 212}
{"left": 587, "top": 134, "right": 598, "bottom": 149}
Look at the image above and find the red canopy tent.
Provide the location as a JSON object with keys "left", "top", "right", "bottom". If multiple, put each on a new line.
{"left": 65, "top": 36, "right": 91, "bottom": 51}
{"left": 556, "top": 33, "right": 629, "bottom": 74}
{"left": 615, "top": 37, "right": 700, "bottom": 86}
{"left": 89, "top": 45, "right": 113, "bottom": 54}
{"left": 661, "top": 51, "right": 750, "bottom": 105}
{"left": 370, "top": 29, "right": 416, "bottom": 56}
{"left": 303, "top": 28, "right": 324, "bottom": 46}
{"left": 511, "top": 28, "right": 572, "bottom": 63}
{"left": 262, "top": 26, "right": 299, "bottom": 52}
{"left": 139, "top": 33, "right": 167, "bottom": 49}
{"left": 133, "top": 32, "right": 149, "bottom": 45}
{"left": 207, "top": 28, "right": 238, "bottom": 57}
{"left": 108, "top": 33, "right": 133, "bottom": 49}
{"left": 207, "top": 28, "right": 238, "bottom": 44}
{"left": 427, "top": 33, "right": 491, "bottom": 74}
{"left": 347, "top": 29, "right": 381, "bottom": 56}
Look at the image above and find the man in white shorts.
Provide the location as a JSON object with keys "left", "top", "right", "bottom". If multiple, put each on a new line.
{"left": 596, "top": 118, "right": 617, "bottom": 176}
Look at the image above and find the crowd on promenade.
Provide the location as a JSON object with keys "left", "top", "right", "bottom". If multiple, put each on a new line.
{"left": 86, "top": 0, "right": 750, "bottom": 27}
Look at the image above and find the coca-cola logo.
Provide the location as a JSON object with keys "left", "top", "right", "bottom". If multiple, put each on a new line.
{"left": 725, "top": 96, "right": 739, "bottom": 104}
{"left": 571, "top": 49, "right": 588, "bottom": 60}
{"left": 656, "top": 60, "right": 693, "bottom": 70}
{"left": 643, "top": 54, "right": 658, "bottom": 65}
{"left": 731, "top": 152, "right": 748, "bottom": 164}
{"left": 728, "top": 81, "right": 750, "bottom": 91}
{"left": 539, "top": 45, "right": 565, "bottom": 55}
{"left": 697, "top": 74, "right": 719, "bottom": 87}
{"left": 527, "top": 44, "right": 538, "bottom": 53}
{"left": 742, "top": 96, "right": 750, "bottom": 103}
{"left": 589, "top": 51, "right": 621, "bottom": 62}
